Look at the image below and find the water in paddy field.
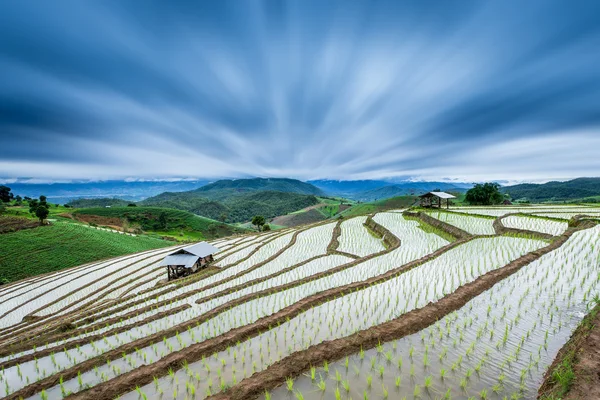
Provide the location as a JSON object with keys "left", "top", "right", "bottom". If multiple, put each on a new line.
{"left": 269, "top": 226, "right": 600, "bottom": 400}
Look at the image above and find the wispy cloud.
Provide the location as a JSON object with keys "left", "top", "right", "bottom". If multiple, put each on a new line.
{"left": 0, "top": 0, "right": 598, "bottom": 182}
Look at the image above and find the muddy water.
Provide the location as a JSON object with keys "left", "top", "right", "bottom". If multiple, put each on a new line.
{"left": 270, "top": 226, "right": 600, "bottom": 400}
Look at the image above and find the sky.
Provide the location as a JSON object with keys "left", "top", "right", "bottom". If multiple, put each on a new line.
{"left": 1, "top": 0, "right": 599, "bottom": 184}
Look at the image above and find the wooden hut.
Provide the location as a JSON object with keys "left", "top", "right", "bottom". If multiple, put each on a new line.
{"left": 419, "top": 191, "right": 456, "bottom": 209}
{"left": 160, "top": 242, "right": 219, "bottom": 281}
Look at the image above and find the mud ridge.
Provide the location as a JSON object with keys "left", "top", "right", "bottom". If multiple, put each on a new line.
{"left": 326, "top": 219, "right": 342, "bottom": 252}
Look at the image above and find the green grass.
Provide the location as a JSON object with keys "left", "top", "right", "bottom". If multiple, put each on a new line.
{"left": 73, "top": 207, "right": 248, "bottom": 241}
{"left": 316, "top": 197, "right": 355, "bottom": 205}
{"left": 5, "top": 204, "right": 73, "bottom": 220}
{"left": 0, "top": 221, "right": 172, "bottom": 283}
{"left": 318, "top": 204, "right": 342, "bottom": 218}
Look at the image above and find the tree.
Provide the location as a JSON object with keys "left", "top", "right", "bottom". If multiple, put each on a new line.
{"left": 465, "top": 183, "right": 504, "bottom": 205}
{"left": 127, "top": 203, "right": 137, "bottom": 207}
{"left": 0, "top": 185, "right": 13, "bottom": 203}
{"left": 29, "top": 199, "right": 39, "bottom": 215}
{"left": 262, "top": 224, "right": 271, "bottom": 231}
{"left": 251, "top": 215, "right": 265, "bottom": 231}
{"left": 38, "top": 195, "right": 48, "bottom": 210}
{"left": 0, "top": 202, "right": 5, "bottom": 215}
{"left": 219, "top": 213, "right": 228, "bottom": 224}
{"left": 14, "top": 195, "right": 22, "bottom": 205}
{"left": 158, "top": 212, "right": 168, "bottom": 230}
{"left": 35, "top": 205, "right": 49, "bottom": 225}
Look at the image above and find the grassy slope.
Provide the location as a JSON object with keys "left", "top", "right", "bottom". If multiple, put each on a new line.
{"left": 341, "top": 195, "right": 418, "bottom": 217}
{"left": 0, "top": 221, "right": 172, "bottom": 283}
{"left": 73, "top": 207, "right": 248, "bottom": 241}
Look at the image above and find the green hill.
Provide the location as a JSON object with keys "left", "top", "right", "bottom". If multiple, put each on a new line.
{"left": 503, "top": 177, "right": 600, "bottom": 202}
{"left": 141, "top": 187, "right": 321, "bottom": 223}
{"left": 0, "top": 221, "right": 172, "bottom": 283}
{"left": 73, "top": 207, "right": 248, "bottom": 240}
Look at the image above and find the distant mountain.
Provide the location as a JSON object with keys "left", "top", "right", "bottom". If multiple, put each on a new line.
{"left": 348, "top": 182, "right": 471, "bottom": 201}
{"left": 503, "top": 177, "right": 600, "bottom": 202}
{"left": 195, "top": 178, "right": 325, "bottom": 197}
{"left": 6, "top": 180, "right": 211, "bottom": 204}
{"left": 141, "top": 178, "right": 323, "bottom": 222}
{"left": 308, "top": 180, "right": 392, "bottom": 197}
{"left": 309, "top": 179, "right": 471, "bottom": 200}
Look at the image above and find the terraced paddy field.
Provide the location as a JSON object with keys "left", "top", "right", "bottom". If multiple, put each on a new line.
{"left": 0, "top": 206, "right": 598, "bottom": 400}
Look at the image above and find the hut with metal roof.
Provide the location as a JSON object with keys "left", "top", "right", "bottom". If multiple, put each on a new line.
{"left": 419, "top": 191, "right": 456, "bottom": 209}
{"left": 160, "top": 242, "right": 219, "bottom": 281}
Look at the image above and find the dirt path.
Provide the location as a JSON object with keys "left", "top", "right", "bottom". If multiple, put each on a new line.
{"left": 538, "top": 302, "right": 600, "bottom": 400}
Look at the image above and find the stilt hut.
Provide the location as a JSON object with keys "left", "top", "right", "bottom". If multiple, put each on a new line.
{"left": 419, "top": 191, "right": 456, "bottom": 209}
{"left": 160, "top": 242, "right": 219, "bottom": 281}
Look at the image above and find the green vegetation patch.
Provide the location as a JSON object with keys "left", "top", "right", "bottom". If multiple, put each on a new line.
{"left": 0, "top": 221, "right": 172, "bottom": 283}
{"left": 73, "top": 207, "right": 247, "bottom": 240}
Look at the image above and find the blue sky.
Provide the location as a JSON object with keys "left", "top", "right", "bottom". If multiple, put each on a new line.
{"left": 1, "top": 0, "right": 599, "bottom": 183}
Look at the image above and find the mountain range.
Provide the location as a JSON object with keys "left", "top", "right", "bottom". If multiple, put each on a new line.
{"left": 309, "top": 180, "right": 471, "bottom": 201}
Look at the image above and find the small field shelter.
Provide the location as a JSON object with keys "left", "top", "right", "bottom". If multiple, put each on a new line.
{"left": 419, "top": 191, "right": 456, "bottom": 209}
{"left": 160, "top": 242, "right": 219, "bottom": 281}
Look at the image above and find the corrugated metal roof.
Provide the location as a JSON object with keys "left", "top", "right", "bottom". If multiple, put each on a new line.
{"left": 181, "top": 242, "right": 220, "bottom": 257}
{"left": 168, "top": 241, "right": 219, "bottom": 258}
{"left": 420, "top": 191, "right": 456, "bottom": 199}
{"left": 159, "top": 254, "right": 199, "bottom": 269}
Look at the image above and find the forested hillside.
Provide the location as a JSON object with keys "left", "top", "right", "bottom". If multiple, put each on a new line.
{"left": 503, "top": 177, "right": 600, "bottom": 202}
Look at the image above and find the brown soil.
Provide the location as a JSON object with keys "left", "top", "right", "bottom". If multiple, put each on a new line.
{"left": 271, "top": 208, "right": 327, "bottom": 227}
{"left": 0, "top": 216, "right": 39, "bottom": 234}
{"left": 338, "top": 204, "right": 351, "bottom": 212}
{"left": 206, "top": 223, "right": 590, "bottom": 400}
{"left": 326, "top": 219, "right": 342, "bottom": 252}
{"left": 73, "top": 214, "right": 126, "bottom": 230}
{"left": 538, "top": 303, "right": 600, "bottom": 400}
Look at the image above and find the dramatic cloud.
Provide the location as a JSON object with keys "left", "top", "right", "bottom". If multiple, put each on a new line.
{"left": 1, "top": 0, "right": 599, "bottom": 182}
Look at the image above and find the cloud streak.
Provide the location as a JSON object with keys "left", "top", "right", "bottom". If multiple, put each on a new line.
{"left": 0, "top": 0, "right": 599, "bottom": 182}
